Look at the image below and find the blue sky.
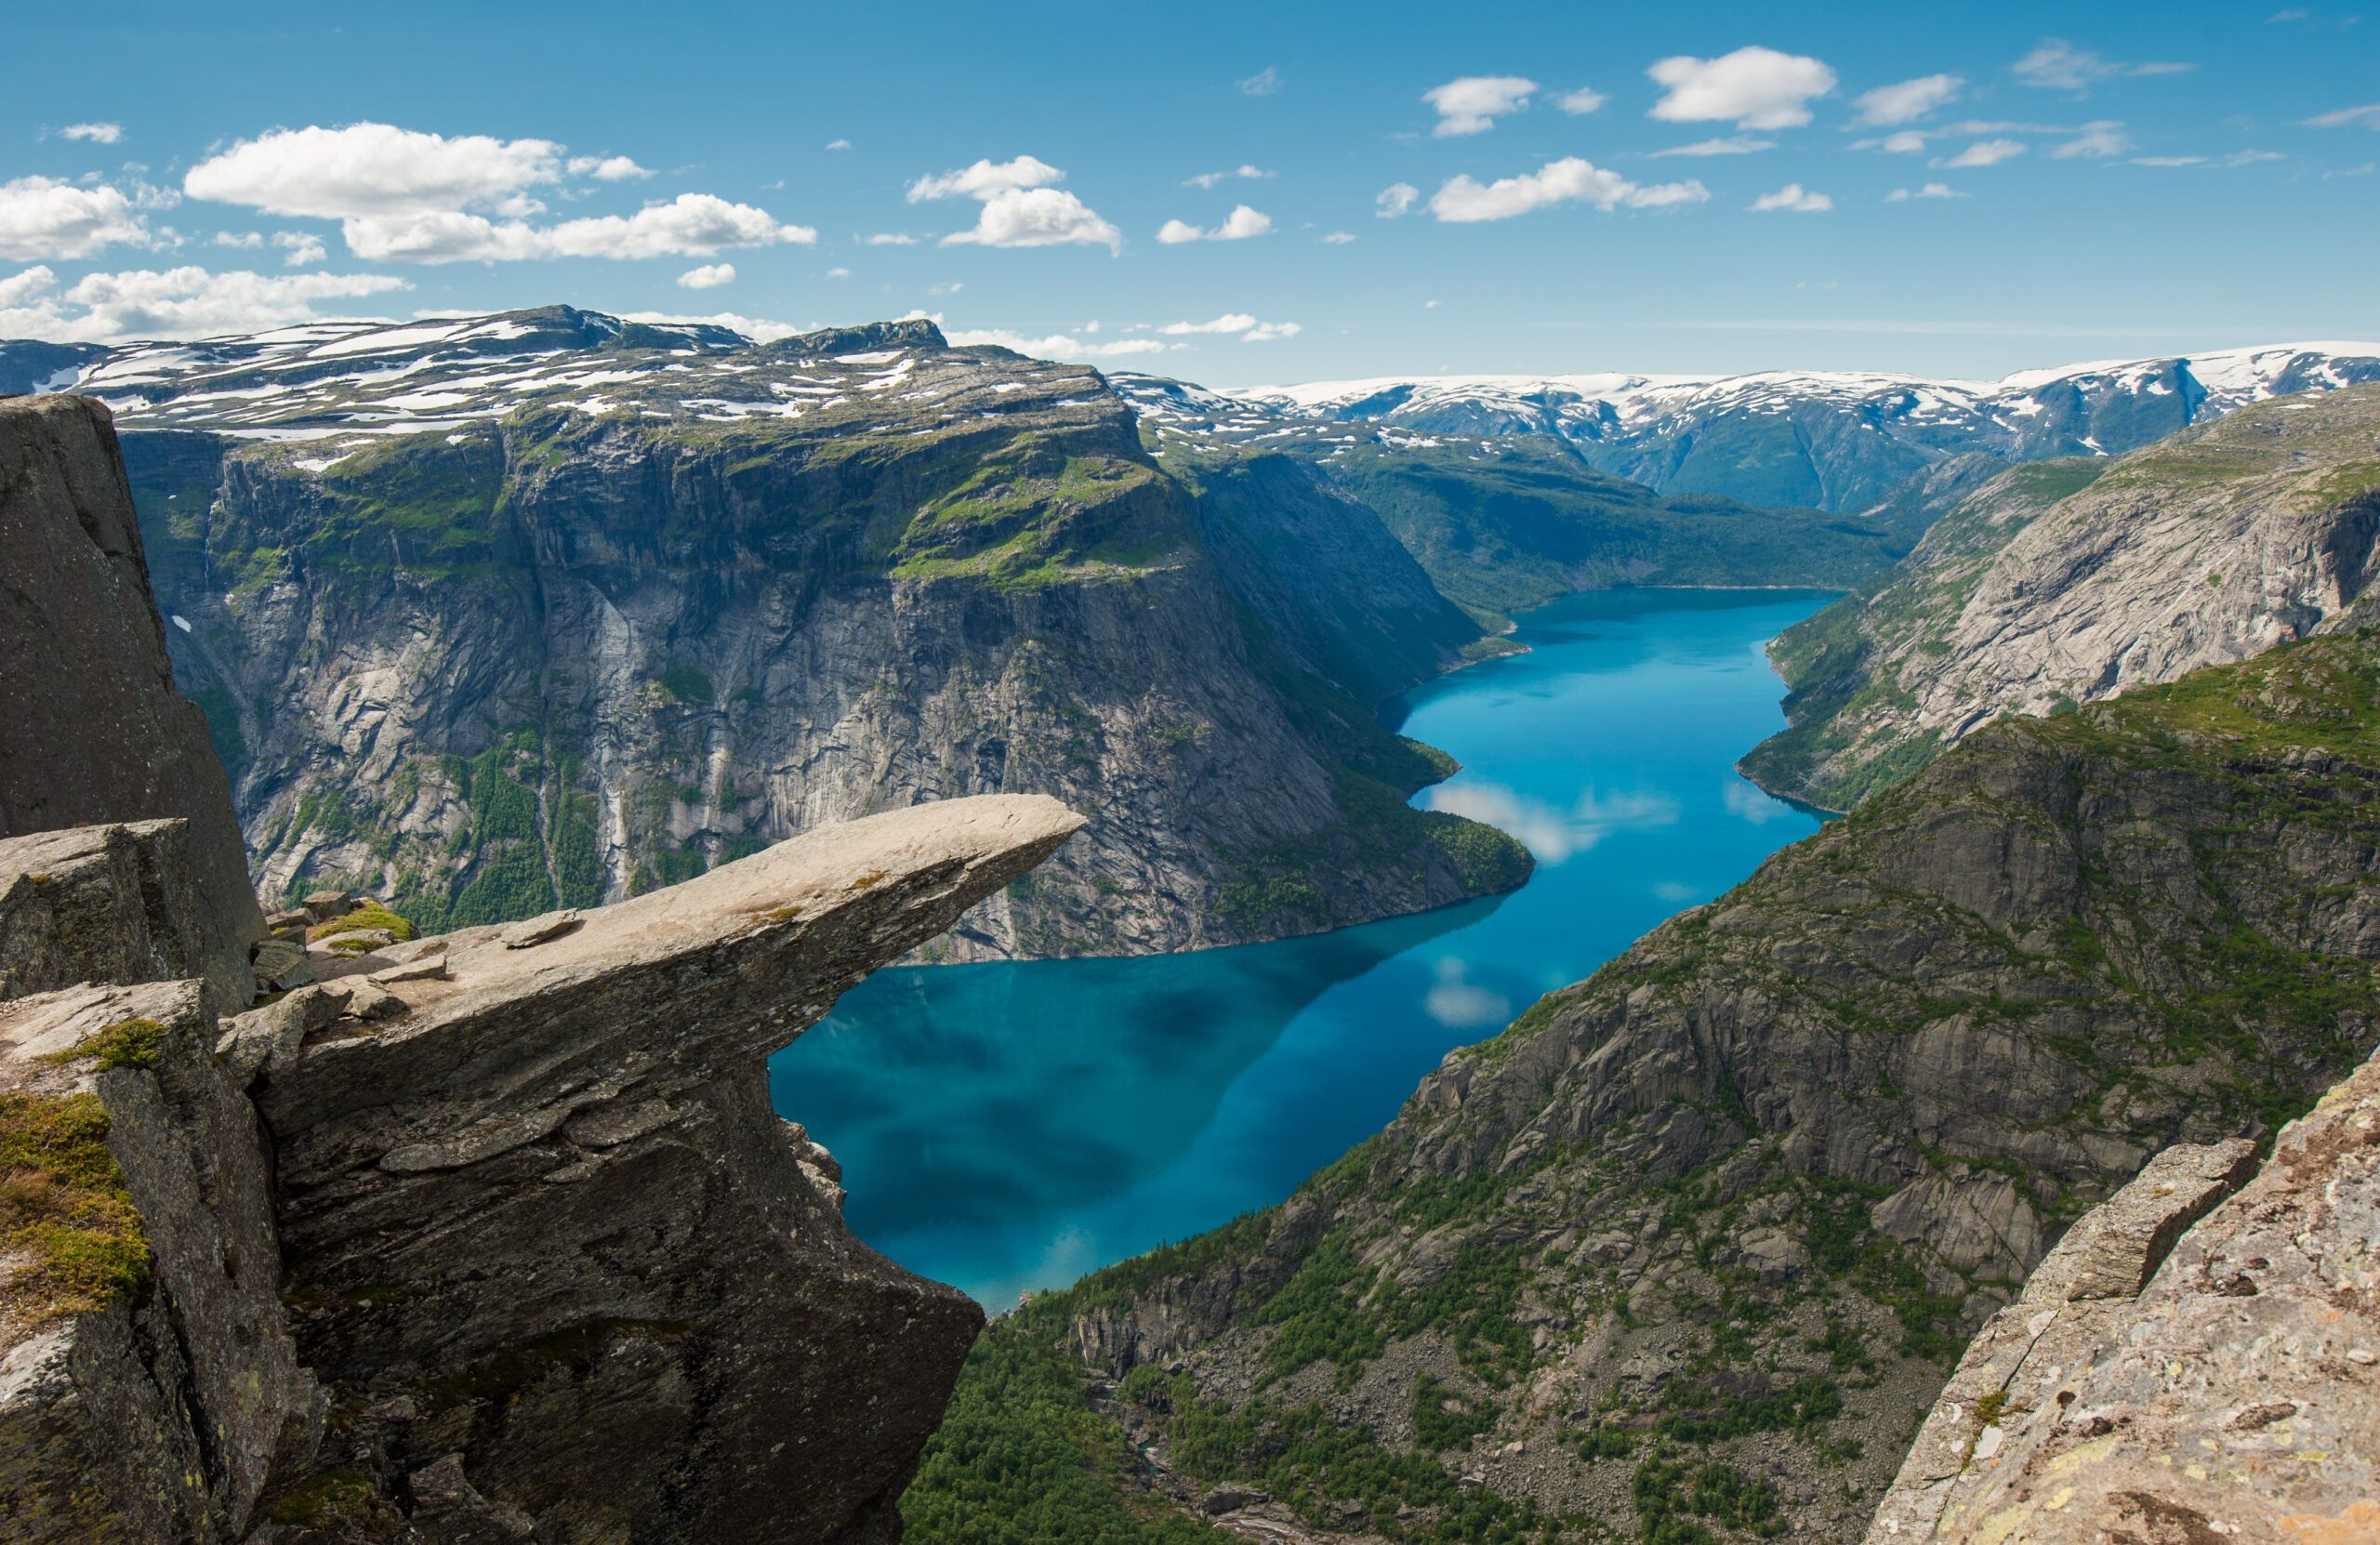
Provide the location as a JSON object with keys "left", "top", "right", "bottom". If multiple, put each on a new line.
{"left": 6, "top": 0, "right": 2377, "bottom": 384}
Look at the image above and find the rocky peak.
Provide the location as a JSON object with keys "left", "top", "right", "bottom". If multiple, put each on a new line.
{"left": 773, "top": 317, "right": 951, "bottom": 356}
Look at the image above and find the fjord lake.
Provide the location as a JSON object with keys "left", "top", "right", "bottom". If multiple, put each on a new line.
{"left": 769, "top": 588, "right": 1831, "bottom": 1306}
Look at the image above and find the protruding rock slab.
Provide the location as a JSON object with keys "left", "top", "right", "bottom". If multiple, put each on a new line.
{"left": 0, "top": 395, "right": 263, "bottom": 1010}
{"left": 258, "top": 794, "right": 1083, "bottom": 1543}
{"left": 1867, "top": 1046, "right": 2380, "bottom": 1542}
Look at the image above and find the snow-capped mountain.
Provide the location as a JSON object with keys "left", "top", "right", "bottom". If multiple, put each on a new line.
{"left": 1123, "top": 342, "right": 2380, "bottom": 511}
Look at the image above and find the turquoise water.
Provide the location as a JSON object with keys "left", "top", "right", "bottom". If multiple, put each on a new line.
{"left": 767, "top": 588, "right": 1831, "bottom": 1306}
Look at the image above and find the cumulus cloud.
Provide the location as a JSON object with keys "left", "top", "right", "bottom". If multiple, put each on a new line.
{"left": 184, "top": 123, "right": 563, "bottom": 218}
{"left": 1855, "top": 73, "right": 1964, "bottom": 125}
{"left": 0, "top": 177, "right": 154, "bottom": 260}
{"left": 1749, "top": 182, "right": 1833, "bottom": 212}
{"left": 1648, "top": 135, "right": 1776, "bottom": 157}
{"left": 1427, "top": 158, "right": 1709, "bottom": 221}
{"left": 1156, "top": 204, "right": 1272, "bottom": 243}
{"left": 1423, "top": 75, "right": 1539, "bottom": 136}
{"left": 942, "top": 188, "right": 1121, "bottom": 252}
{"left": 1238, "top": 66, "right": 1283, "bottom": 96}
{"left": 1554, "top": 86, "right": 1607, "bottom": 115}
{"left": 567, "top": 154, "right": 652, "bottom": 181}
{"left": 908, "top": 156, "right": 1118, "bottom": 252}
{"left": 1184, "top": 164, "right": 1273, "bottom": 189}
{"left": 1939, "top": 138, "right": 2028, "bottom": 167}
{"left": 1877, "top": 130, "right": 1930, "bottom": 153}
{"left": 825, "top": 138, "right": 853, "bottom": 151}
{"left": 2014, "top": 39, "right": 2193, "bottom": 91}
{"left": 1156, "top": 313, "right": 1302, "bottom": 342}
{"left": 0, "top": 263, "right": 409, "bottom": 341}
{"left": 677, "top": 262, "right": 734, "bottom": 288}
{"left": 1376, "top": 182, "right": 1421, "bottom": 218}
{"left": 859, "top": 231, "right": 919, "bottom": 245}
{"left": 183, "top": 122, "right": 795, "bottom": 264}
{"left": 1884, "top": 182, "right": 1965, "bottom": 201}
{"left": 945, "top": 325, "right": 1164, "bottom": 360}
{"left": 2050, "top": 122, "right": 2132, "bottom": 158}
{"left": 273, "top": 231, "right": 327, "bottom": 266}
{"left": 1648, "top": 46, "right": 1836, "bottom": 129}
{"left": 906, "top": 155, "right": 1064, "bottom": 203}
{"left": 342, "top": 192, "right": 813, "bottom": 263}
{"left": 58, "top": 122, "right": 124, "bottom": 144}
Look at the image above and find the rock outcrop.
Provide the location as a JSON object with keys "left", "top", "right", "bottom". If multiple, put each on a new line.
{"left": 0, "top": 394, "right": 262, "bottom": 1007}
{"left": 1869, "top": 1042, "right": 2380, "bottom": 1543}
{"left": 914, "top": 626, "right": 2380, "bottom": 1541}
{"left": 1745, "top": 383, "right": 2380, "bottom": 810}
{"left": 0, "top": 392, "right": 1090, "bottom": 1542}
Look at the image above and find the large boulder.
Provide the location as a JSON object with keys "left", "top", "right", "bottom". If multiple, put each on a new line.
{"left": 0, "top": 395, "right": 262, "bottom": 1010}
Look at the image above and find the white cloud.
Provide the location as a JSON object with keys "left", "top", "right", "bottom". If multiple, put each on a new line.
{"left": 1238, "top": 66, "right": 1283, "bottom": 96}
{"left": 2132, "top": 148, "right": 2284, "bottom": 168}
{"left": 942, "top": 188, "right": 1121, "bottom": 252}
{"left": 1155, "top": 313, "right": 1301, "bottom": 342}
{"left": 1427, "top": 157, "right": 1707, "bottom": 222}
{"left": 1878, "top": 130, "right": 1930, "bottom": 153}
{"left": 2305, "top": 102, "right": 2380, "bottom": 127}
{"left": 1554, "top": 86, "right": 1607, "bottom": 115}
{"left": 59, "top": 122, "right": 124, "bottom": 144}
{"left": 1421, "top": 957, "right": 1509, "bottom": 1030}
{"left": 1940, "top": 138, "right": 2029, "bottom": 167}
{"left": 213, "top": 231, "right": 263, "bottom": 249}
{"left": 1855, "top": 73, "right": 1964, "bottom": 125}
{"left": 945, "top": 325, "right": 1164, "bottom": 359}
{"left": 0, "top": 177, "right": 152, "bottom": 261}
{"left": 567, "top": 154, "right": 652, "bottom": 181}
{"left": 272, "top": 231, "right": 326, "bottom": 266}
{"left": 929, "top": 281, "right": 962, "bottom": 295}
{"left": 859, "top": 231, "right": 919, "bottom": 245}
{"left": 1884, "top": 182, "right": 1965, "bottom": 201}
{"left": 677, "top": 262, "right": 734, "bottom": 288}
{"left": 0, "top": 263, "right": 410, "bottom": 342}
{"left": 906, "top": 155, "right": 1064, "bottom": 203}
{"left": 2014, "top": 39, "right": 2193, "bottom": 91}
{"left": 1159, "top": 313, "right": 1258, "bottom": 334}
{"left": 1423, "top": 75, "right": 1539, "bottom": 136}
{"left": 1157, "top": 204, "right": 1272, "bottom": 243}
{"left": 342, "top": 192, "right": 813, "bottom": 263}
{"left": 825, "top": 138, "right": 853, "bottom": 151}
{"left": 184, "top": 123, "right": 563, "bottom": 218}
{"left": 1648, "top": 135, "right": 1777, "bottom": 157}
{"left": 1321, "top": 231, "right": 1356, "bottom": 244}
{"left": 1184, "top": 164, "right": 1273, "bottom": 189}
{"left": 1749, "top": 182, "right": 1832, "bottom": 212}
{"left": 2049, "top": 121, "right": 2130, "bottom": 158}
{"left": 1723, "top": 780, "right": 1794, "bottom": 825}
{"left": 1376, "top": 182, "right": 1421, "bottom": 218}
{"left": 907, "top": 156, "right": 1117, "bottom": 252}
{"left": 825, "top": 266, "right": 850, "bottom": 278}
{"left": 1647, "top": 46, "right": 1836, "bottom": 130}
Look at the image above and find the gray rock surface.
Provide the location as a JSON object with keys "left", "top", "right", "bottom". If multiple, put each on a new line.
{"left": 1868, "top": 1041, "right": 2380, "bottom": 1543}
{"left": 1746, "top": 384, "right": 2380, "bottom": 811}
{"left": 0, "top": 395, "right": 263, "bottom": 1009}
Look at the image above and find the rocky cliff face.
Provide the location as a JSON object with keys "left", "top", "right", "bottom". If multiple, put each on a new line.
{"left": 88, "top": 310, "right": 1523, "bottom": 958}
{"left": 1744, "top": 383, "right": 2380, "bottom": 811}
{"left": 1869, "top": 1040, "right": 2379, "bottom": 1544}
{"left": 913, "top": 627, "right": 2380, "bottom": 1542}
{"left": 0, "top": 392, "right": 1090, "bottom": 1542}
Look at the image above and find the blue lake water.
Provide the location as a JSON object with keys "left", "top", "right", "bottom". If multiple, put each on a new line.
{"left": 768, "top": 588, "right": 1831, "bottom": 1307}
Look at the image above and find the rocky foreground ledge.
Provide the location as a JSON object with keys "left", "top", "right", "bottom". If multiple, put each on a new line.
{"left": 1868, "top": 1040, "right": 2379, "bottom": 1543}
{"left": 0, "top": 391, "right": 1085, "bottom": 1542}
